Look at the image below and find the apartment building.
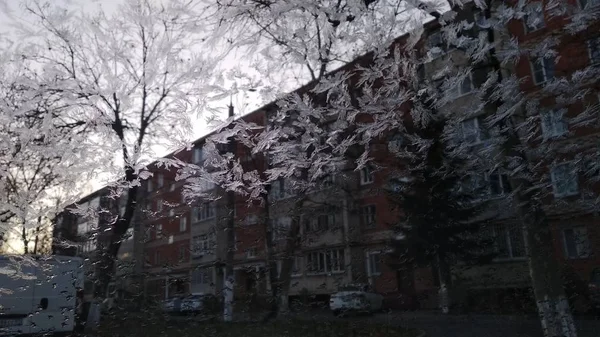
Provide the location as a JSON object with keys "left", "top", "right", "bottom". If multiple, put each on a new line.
{"left": 57, "top": 1, "right": 599, "bottom": 312}
{"left": 508, "top": 0, "right": 600, "bottom": 290}
{"left": 409, "top": 0, "right": 600, "bottom": 310}
{"left": 52, "top": 187, "right": 140, "bottom": 298}
{"left": 141, "top": 151, "right": 193, "bottom": 300}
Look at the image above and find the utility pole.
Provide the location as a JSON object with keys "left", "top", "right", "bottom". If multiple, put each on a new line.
{"left": 223, "top": 103, "right": 236, "bottom": 322}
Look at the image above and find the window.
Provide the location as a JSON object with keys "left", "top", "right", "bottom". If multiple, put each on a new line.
{"left": 460, "top": 117, "right": 485, "bottom": 145}
{"left": 169, "top": 183, "right": 176, "bottom": 192}
{"left": 531, "top": 58, "right": 555, "bottom": 84}
{"left": 488, "top": 173, "right": 512, "bottom": 197}
{"left": 192, "top": 233, "right": 216, "bottom": 257}
{"left": 387, "top": 135, "right": 403, "bottom": 153}
{"left": 360, "top": 166, "right": 374, "bottom": 185}
{"left": 304, "top": 209, "right": 336, "bottom": 233}
{"left": 179, "top": 245, "right": 187, "bottom": 262}
{"left": 563, "top": 227, "right": 591, "bottom": 259}
{"left": 193, "top": 147, "right": 204, "bottom": 164}
{"left": 492, "top": 223, "right": 526, "bottom": 260}
{"left": 292, "top": 256, "right": 303, "bottom": 276}
{"left": 77, "top": 221, "right": 93, "bottom": 236}
{"left": 196, "top": 179, "right": 215, "bottom": 192}
{"left": 272, "top": 217, "right": 292, "bottom": 240}
{"left": 306, "top": 249, "right": 345, "bottom": 274}
{"left": 551, "top": 163, "right": 579, "bottom": 197}
{"left": 322, "top": 174, "right": 336, "bottom": 187}
{"left": 191, "top": 268, "right": 213, "bottom": 285}
{"left": 271, "top": 178, "right": 294, "bottom": 200}
{"left": 179, "top": 216, "right": 187, "bottom": 232}
{"left": 82, "top": 239, "right": 97, "bottom": 253}
{"left": 541, "top": 110, "right": 568, "bottom": 138}
{"left": 156, "top": 200, "right": 163, "bottom": 213}
{"left": 245, "top": 214, "right": 259, "bottom": 226}
{"left": 197, "top": 202, "right": 215, "bottom": 221}
{"left": 157, "top": 173, "right": 164, "bottom": 188}
{"left": 360, "top": 205, "right": 377, "bottom": 228}
{"left": 246, "top": 248, "right": 257, "bottom": 258}
{"left": 169, "top": 209, "right": 175, "bottom": 218}
{"left": 147, "top": 179, "right": 153, "bottom": 192}
{"left": 523, "top": 4, "right": 545, "bottom": 33}
{"left": 426, "top": 31, "right": 445, "bottom": 58}
{"left": 155, "top": 250, "right": 161, "bottom": 265}
{"left": 367, "top": 252, "right": 382, "bottom": 276}
{"left": 447, "top": 72, "right": 474, "bottom": 98}
{"left": 588, "top": 37, "right": 600, "bottom": 64}
{"left": 465, "top": 173, "right": 512, "bottom": 199}
{"left": 155, "top": 224, "right": 163, "bottom": 239}
{"left": 579, "top": 0, "right": 600, "bottom": 9}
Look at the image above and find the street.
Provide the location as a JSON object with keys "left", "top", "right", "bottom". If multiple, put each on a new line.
{"left": 282, "top": 310, "right": 600, "bottom": 337}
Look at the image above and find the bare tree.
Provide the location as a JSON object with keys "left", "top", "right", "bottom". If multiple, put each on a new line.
{"left": 16, "top": 0, "right": 224, "bottom": 295}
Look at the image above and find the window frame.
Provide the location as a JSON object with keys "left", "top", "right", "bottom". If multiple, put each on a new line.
{"left": 587, "top": 37, "right": 600, "bottom": 65}
{"left": 367, "top": 251, "right": 382, "bottom": 276}
{"left": 459, "top": 117, "right": 484, "bottom": 145}
{"left": 291, "top": 256, "right": 303, "bottom": 277}
{"left": 523, "top": 5, "right": 546, "bottom": 33}
{"left": 426, "top": 31, "right": 446, "bottom": 59}
{"left": 491, "top": 223, "right": 527, "bottom": 261}
{"left": 360, "top": 204, "right": 377, "bottom": 228}
{"left": 197, "top": 202, "right": 216, "bottom": 221}
{"left": 306, "top": 249, "right": 345, "bottom": 275}
{"left": 155, "top": 224, "right": 163, "bottom": 239}
{"left": 191, "top": 268, "right": 213, "bottom": 285}
{"left": 530, "top": 57, "right": 555, "bottom": 85}
{"left": 179, "top": 216, "right": 187, "bottom": 232}
{"left": 178, "top": 245, "right": 187, "bottom": 262}
{"left": 540, "top": 109, "right": 568, "bottom": 139}
{"left": 245, "top": 248, "right": 257, "bottom": 259}
{"left": 272, "top": 216, "right": 292, "bottom": 241}
{"left": 360, "top": 166, "right": 374, "bottom": 185}
{"left": 157, "top": 173, "right": 164, "bottom": 188}
{"left": 447, "top": 72, "right": 475, "bottom": 99}
{"left": 193, "top": 147, "right": 204, "bottom": 164}
{"left": 563, "top": 226, "right": 592, "bottom": 259}
{"left": 550, "top": 162, "right": 579, "bottom": 198}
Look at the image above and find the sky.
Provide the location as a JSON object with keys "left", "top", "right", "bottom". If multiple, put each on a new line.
{"left": 0, "top": 0, "right": 270, "bottom": 253}
{"left": 1, "top": 0, "right": 272, "bottom": 189}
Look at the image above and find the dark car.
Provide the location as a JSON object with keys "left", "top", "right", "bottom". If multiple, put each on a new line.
{"left": 163, "top": 297, "right": 183, "bottom": 314}
{"left": 180, "top": 294, "right": 219, "bottom": 316}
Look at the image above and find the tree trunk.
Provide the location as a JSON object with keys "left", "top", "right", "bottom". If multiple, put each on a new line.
{"left": 435, "top": 255, "right": 451, "bottom": 314}
{"left": 33, "top": 228, "right": 39, "bottom": 255}
{"left": 478, "top": 1, "right": 577, "bottom": 335}
{"left": 513, "top": 189, "right": 577, "bottom": 337}
{"left": 263, "top": 196, "right": 304, "bottom": 322}
{"left": 223, "top": 104, "right": 236, "bottom": 322}
{"left": 22, "top": 227, "right": 29, "bottom": 254}
{"left": 95, "top": 173, "right": 139, "bottom": 299}
{"left": 262, "top": 191, "right": 280, "bottom": 322}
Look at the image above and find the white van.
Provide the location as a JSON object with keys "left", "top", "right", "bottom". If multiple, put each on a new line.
{"left": 0, "top": 255, "right": 84, "bottom": 336}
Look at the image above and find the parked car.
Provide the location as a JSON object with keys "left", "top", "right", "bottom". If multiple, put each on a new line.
{"left": 329, "top": 284, "right": 383, "bottom": 316}
{"left": 180, "top": 294, "right": 218, "bottom": 315}
{"left": 162, "top": 297, "right": 183, "bottom": 314}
